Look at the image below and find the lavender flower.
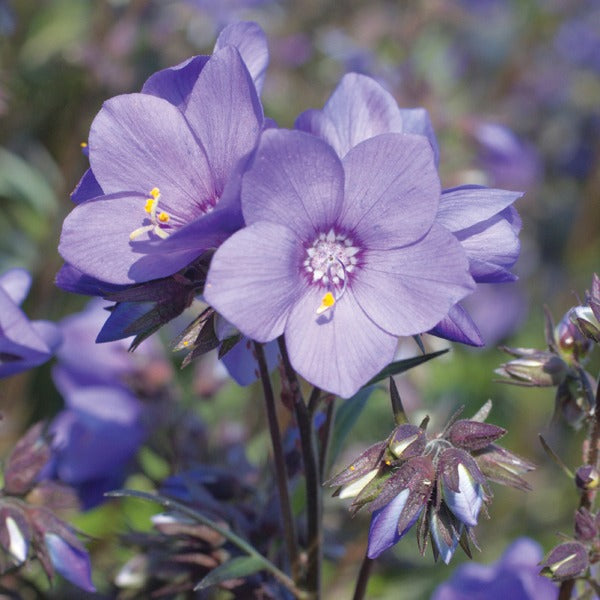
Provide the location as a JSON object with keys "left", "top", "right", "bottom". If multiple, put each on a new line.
{"left": 59, "top": 23, "right": 266, "bottom": 285}
{"left": 205, "top": 129, "right": 474, "bottom": 397}
{"left": 295, "top": 73, "right": 523, "bottom": 346}
{"left": 0, "top": 268, "right": 61, "bottom": 378}
{"left": 432, "top": 538, "right": 558, "bottom": 600}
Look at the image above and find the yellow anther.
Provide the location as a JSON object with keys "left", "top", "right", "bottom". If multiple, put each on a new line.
{"left": 316, "top": 291, "right": 336, "bottom": 315}
{"left": 385, "top": 459, "right": 391, "bottom": 466}
{"left": 158, "top": 211, "right": 170, "bottom": 223}
{"left": 80, "top": 142, "right": 88, "bottom": 148}
{"left": 144, "top": 198, "right": 157, "bottom": 214}
{"left": 150, "top": 187, "right": 160, "bottom": 199}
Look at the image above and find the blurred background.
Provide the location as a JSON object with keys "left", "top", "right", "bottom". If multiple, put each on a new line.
{"left": 1, "top": 0, "right": 599, "bottom": 597}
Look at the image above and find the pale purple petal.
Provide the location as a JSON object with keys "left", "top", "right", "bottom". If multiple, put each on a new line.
{"left": 221, "top": 338, "right": 280, "bottom": 386}
{"left": 204, "top": 222, "right": 305, "bottom": 343}
{"left": 340, "top": 133, "right": 440, "bottom": 248}
{"left": 429, "top": 304, "right": 484, "bottom": 347}
{"left": 0, "top": 268, "right": 31, "bottom": 305}
{"left": 398, "top": 107, "right": 440, "bottom": 166}
{"left": 242, "top": 129, "right": 345, "bottom": 238}
{"left": 31, "top": 320, "right": 63, "bottom": 354}
{"left": 285, "top": 287, "right": 398, "bottom": 398}
{"left": 184, "top": 46, "right": 262, "bottom": 194}
{"left": 444, "top": 465, "right": 484, "bottom": 527}
{"left": 141, "top": 55, "right": 209, "bottom": 109}
{"left": 437, "top": 186, "right": 523, "bottom": 233}
{"left": 430, "top": 513, "right": 461, "bottom": 565}
{"left": 44, "top": 533, "right": 95, "bottom": 592}
{"left": 214, "top": 21, "right": 269, "bottom": 93}
{"left": 89, "top": 93, "right": 216, "bottom": 213}
{"left": 295, "top": 73, "right": 404, "bottom": 158}
{"left": 55, "top": 264, "right": 125, "bottom": 296}
{"left": 367, "top": 489, "right": 409, "bottom": 559}
{"left": 352, "top": 224, "right": 475, "bottom": 336}
{"left": 70, "top": 168, "right": 103, "bottom": 204}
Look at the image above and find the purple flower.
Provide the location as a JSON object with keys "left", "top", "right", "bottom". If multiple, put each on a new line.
{"left": 432, "top": 538, "right": 558, "bottom": 600}
{"left": 0, "top": 268, "right": 61, "bottom": 378}
{"left": 295, "top": 73, "right": 523, "bottom": 347}
{"left": 205, "top": 129, "right": 474, "bottom": 397}
{"left": 59, "top": 23, "right": 266, "bottom": 285}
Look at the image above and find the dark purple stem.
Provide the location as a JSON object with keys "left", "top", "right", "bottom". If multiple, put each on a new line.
{"left": 352, "top": 553, "right": 374, "bottom": 600}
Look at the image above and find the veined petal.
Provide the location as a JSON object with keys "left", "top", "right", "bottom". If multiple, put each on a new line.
{"left": 242, "top": 129, "right": 345, "bottom": 238}
{"left": 285, "top": 287, "right": 398, "bottom": 398}
{"left": 89, "top": 93, "right": 216, "bottom": 218}
{"left": 214, "top": 21, "right": 269, "bottom": 94}
{"left": 437, "top": 185, "right": 523, "bottom": 233}
{"left": 295, "top": 73, "right": 404, "bottom": 158}
{"left": 352, "top": 224, "right": 475, "bottom": 336}
{"left": 141, "top": 55, "right": 209, "bottom": 109}
{"left": 367, "top": 489, "right": 410, "bottom": 559}
{"left": 429, "top": 303, "right": 485, "bottom": 347}
{"left": 70, "top": 168, "right": 103, "bottom": 204}
{"left": 340, "top": 133, "right": 440, "bottom": 248}
{"left": 398, "top": 107, "right": 440, "bottom": 166}
{"left": 185, "top": 46, "right": 263, "bottom": 194}
{"left": 204, "top": 222, "right": 305, "bottom": 343}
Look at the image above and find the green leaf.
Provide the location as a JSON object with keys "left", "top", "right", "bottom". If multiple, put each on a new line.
{"left": 194, "top": 556, "right": 264, "bottom": 591}
{"left": 364, "top": 349, "right": 449, "bottom": 387}
{"left": 328, "top": 386, "right": 373, "bottom": 466}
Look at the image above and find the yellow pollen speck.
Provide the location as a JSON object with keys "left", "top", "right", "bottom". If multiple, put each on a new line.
{"left": 145, "top": 198, "right": 156, "bottom": 213}
{"left": 80, "top": 142, "right": 88, "bottom": 148}
{"left": 158, "top": 211, "right": 170, "bottom": 223}
{"left": 316, "top": 291, "right": 336, "bottom": 315}
{"left": 150, "top": 187, "right": 160, "bottom": 199}
{"left": 385, "top": 459, "right": 391, "bottom": 466}
{"left": 349, "top": 466, "right": 355, "bottom": 471}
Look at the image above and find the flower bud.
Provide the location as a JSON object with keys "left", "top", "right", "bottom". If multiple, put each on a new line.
{"left": 556, "top": 311, "right": 593, "bottom": 361}
{"left": 569, "top": 306, "right": 600, "bottom": 344}
{"left": 429, "top": 504, "right": 461, "bottom": 564}
{"left": 495, "top": 352, "right": 567, "bottom": 387}
{"left": 540, "top": 541, "right": 588, "bottom": 581}
{"left": 575, "top": 464, "right": 599, "bottom": 491}
{"left": 0, "top": 505, "right": 30, "bottom": 565}
{"left": 473, "top": 444, "right": 534, "bottom": 491}
{"left": 387, "top": 424, "right": 426, "bottom": 460}
{"left": 446, "top": 419, "right": 506, "bottom": 451}
{"left": 574, "top": 508, "right": 597, "bottom": 542}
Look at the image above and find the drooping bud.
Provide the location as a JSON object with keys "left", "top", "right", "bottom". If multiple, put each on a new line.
{"left": 429, "top": 503, "right": 461, "bottom": 564}
{"left": 387, "top": 424, "right": 426, "bottom": 460}
{"left": 496, "top": 351, "right": 568, "bottom": 387}
{"left": 473, "top": 444, "right": 535, "bottom": 491}
{"left": 569, "top": 306, "right": 600, "bottom": 344}
{"left": 574, "top": 508, "right": 597, "bottom": 542}
{"left": 555, "top": 310, "right": 593, "bottom": 362}
{"left": 439, "top": 448, "right": 486, "bottom": 527}
{"left": 446, "top": 419, "right": 506, "bottom": 451}
{"left": 575, "top": 464, "right": 600, "bottom": 492}
{"left": 540, "top": 541, "right": 588, "bottom": 581}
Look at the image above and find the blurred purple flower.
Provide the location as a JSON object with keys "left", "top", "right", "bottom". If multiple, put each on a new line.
{"left": 432, "top": 538, "right": 558, "bottom": 600}
{"left": 59, "top": 23, "right": 266, "bottom": 285}
{"left": 296, "top": 73, "right": 523, "bottom": 347}
{"left": 0, "top": 269, "right": 61, "bottom": 378}
{"left": 205, "top": 128, "right": 474, "bottom": 397}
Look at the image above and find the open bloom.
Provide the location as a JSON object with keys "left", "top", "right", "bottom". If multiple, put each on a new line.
{"left": 0, "top": 269, "right": 61, "bottom": 378}
{"left": 59, "top": 23, "right": 265, "bottom": 285}
{"left": 296, "top": 73, "right": 522, "bottom": 346}
{"left": 205, "top": 129, "right": 474, "bottom": 397}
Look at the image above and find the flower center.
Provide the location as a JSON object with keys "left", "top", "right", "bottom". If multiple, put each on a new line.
{"left": 129, "top": 187, "right": 172, "bottom": 241}
{"left": 303, "top": 229, "right": 361, "bottom": 315}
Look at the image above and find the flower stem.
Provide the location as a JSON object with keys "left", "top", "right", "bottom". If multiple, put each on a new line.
{"left": 352, "top": 552, "right": 374, "bottom": 600}
{"left": 319, "top": 397, "right": 336, "bottom": 481}
{"left": 254, "top": 342, "right": 301, "bottom": 584}
{"left": 278, "top": 337, "right": 322, "bottom": 598}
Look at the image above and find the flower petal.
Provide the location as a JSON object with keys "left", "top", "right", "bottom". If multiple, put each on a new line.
{"left": 367, "top": 489, "right": 410, "bottom": 559}
{"left": 70, "top": 168, "right": 103, "bottom": 204}
{"left": 0, "top": 268, "right": 31, "bottom": 305}
{"left": 185, "top": 46, "right": 262, "bottom": 194}
{"left": 352, "top": 224, "right": 475, "bottom": 336}
{"left": 214, "top": 21, "right": 269, "bottom": 94}
{"left": 242, "top": 129, "right": 345, "bottom": 239}
{"left": 340, "top": 133, "right": 440, "bottom": 248}
{"left": 398, "top": 107, "right": 440, "bottom": 166}
{"left": 428, "top": 303, "right": 485, "bottom": 347}
{"left": 285, "top": 287, "right": 398, "bottom": 398}
{"left": 89, "top": 93, "right": 216, "bottom": 216}
{"left": 204, "top": 222, "right": 305, "bottom": 343}
{"left": 295, "top": 73, "right": 404, "bottom": 158}
{"left": 44, "top": 533, "right": 96, "bottom": 592}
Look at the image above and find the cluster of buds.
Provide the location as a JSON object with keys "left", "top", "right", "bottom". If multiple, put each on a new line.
{"left": 0, "top": 423, "right": 94, "bottom": 592}
{"left": 328, "top": 391, "right": 533, "bottom": 563}
{"left": 116, "top": 466, "right": 287, "bottom": 598}
{"left": 496, "top": 290, "right": 597, "bottom": 427}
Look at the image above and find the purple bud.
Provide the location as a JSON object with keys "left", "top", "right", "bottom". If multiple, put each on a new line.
{"left": 575, "top": 464, "right": 599, "bottom": 491}
{"left": 3, "top": 423, "right": 51, "bottom": 495}
{"left": 574, "top": 508, "right": 597, "bottom": 542}
{"left": 569, "top": 306, "right": 600, "bottom": 344}
{"left": 473, "top": 444, "right": 535, "bottom": 491}
{"left": 387, "top": 424, "right": 426, "bottom": 459}
{"left": 540, "top": 541, "right": 588, "bottom": 581}
{"left": 589, "top": 274, "right": 600, "bottom": 321}
{"left": 496, "top": 352, "right": 568, "bottom": 387}
{"left": 44, "top": 533, "right": 96, "bottom": 592}
{"left": 446, "top": 419, "right": 506, "bottom": 451}
{"left": 0, "top": 505, "right": 30, "bottom": 565}
{"left": 430, "top": 504, "right": 461, "bottom": 564}
{"left": 327, "top": 441, "right": 386, "bottom": 489}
